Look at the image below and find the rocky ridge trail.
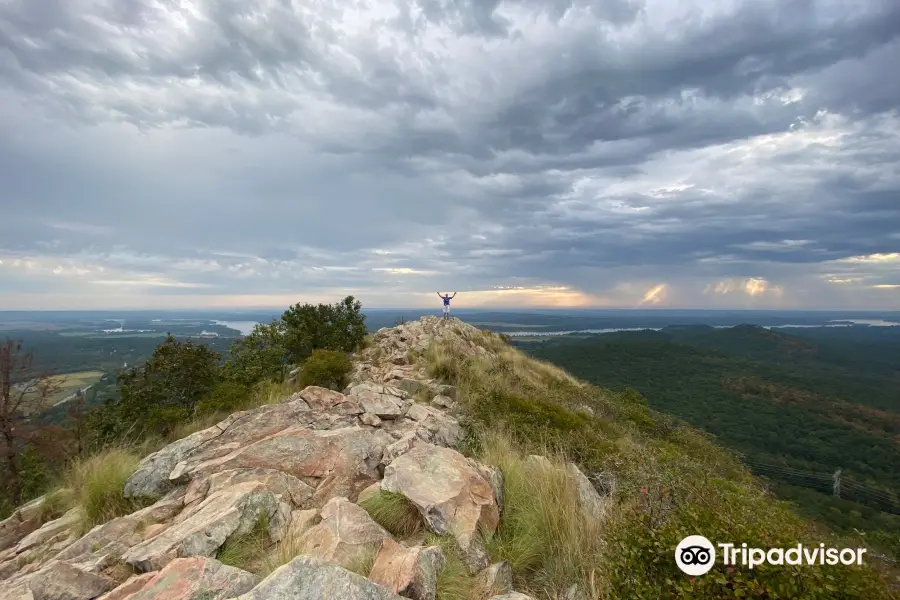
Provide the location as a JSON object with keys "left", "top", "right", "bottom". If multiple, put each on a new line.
{"left": 0, "top": 316, "right": 605, "bottom": 600}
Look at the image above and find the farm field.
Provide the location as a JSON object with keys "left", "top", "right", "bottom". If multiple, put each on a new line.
{"left": 20, "top": 370, "right": 106, "bottom": 414}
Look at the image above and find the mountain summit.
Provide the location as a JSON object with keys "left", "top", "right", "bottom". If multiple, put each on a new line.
{"left": 0, "top": 317, "right": 892, "bottom": 599}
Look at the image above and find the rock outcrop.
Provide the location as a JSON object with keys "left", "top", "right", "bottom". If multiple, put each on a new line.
{"left": 381, "top": 443, "right": 500, "bottom": 570}
{"left": 0, "top": 317, "right": 608, "bottom": 600}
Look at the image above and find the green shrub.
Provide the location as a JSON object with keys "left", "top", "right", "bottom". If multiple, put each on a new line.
{"left": 195, "top": 381, "right": 252, "bottom": 416}
{"left": 281, "top": 296, "right": 367, "bottom": 363}
{"left": 222, "top": 321, "right": 290, "bottom": 387}
{"left": 425, "top": 338, "right": 894, "bottom": 599}
{"left": 297, "top": 349, "right": 352, "bottom": 390}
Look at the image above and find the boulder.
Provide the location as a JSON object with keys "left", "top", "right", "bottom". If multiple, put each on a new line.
{"left": 356, "top": 483, "right": 382, "bottom": 507}
{"left": 28, "top": 561, "right": 116, "bottom": 600}
{"left": 381, "top": 434, "right": 424, "bottom": 467}
{"left": 565, "top": 464, "right": 608, "bottom": 520}
{"left": 475, "top": 465, "right": 504, "bottom": 512}
{"left": 125, "top": 401, "right": 314, "bottom": 499}
{"left": 284, "top": 510, "right": 319, "bottom": 542}
{"left": 431, "top": 395, "right": 454, "bottom": 409}
{"left": 360, "top": 413, "right": 383, "bottom": 427}
{"left": 474, "top": 562, "right": 512, "bottom": 599}
{"left": 126, "top": 557, "right": 259, "bottom": 600}
{"left": 403, "top": 405, "right": 462, "bottom": 447}
{"left": 368, "top": 539, "right": 444, "bottom": 600}
{"left": 346, "top": 382, "right": 408, "bottom": 400}
{"left": 232, "top": 555, "right": 403, "bottom": 600}
{"left": 298, "top": 387, "right": 363, "bottom": 415}
{"left": 96, "top": 572, "right": 157, "bottom": 600}
{"left": 394, "top": 379, "right": 427, "bottom": 397}
{"left": 183, "top": 468, "right": 314, "bottom": 509}
{"left": 353, "top": 392, "right": 410, "bottom": 420}
{"left": 166, "top": 426, "right": 390, "bottom": 508}
{"left": 296, "top": 498, "right": 391, "bottom": 569}
{"left": 14, "top": 509, "right": 81, "bottom": 554}
{"left": 0, "top": 497, "right": 46, "bottom": 552}
{"left": 381, "top": 443, "right": 499, "bottom": 571}
{"left": 122, "top": 483, "right": 282, "bottom": 573}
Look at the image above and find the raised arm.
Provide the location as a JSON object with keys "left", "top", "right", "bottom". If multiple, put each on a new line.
{"left": 436, "top": 292, "right": 443, "bottom": 297}
{"left": 451, "top": 292, "right": 457, "bottom": 298}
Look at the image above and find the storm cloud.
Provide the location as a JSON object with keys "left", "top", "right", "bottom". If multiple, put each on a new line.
{"left": 0, "top": 0, "right": 898, "bottom": 309}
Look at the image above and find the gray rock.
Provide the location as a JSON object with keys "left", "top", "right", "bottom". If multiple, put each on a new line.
{"left": 296, "top": 497, "right": 392, "bottom": 569}
{"left": 474, "top": 562, "right": 512, "bottom": 598}
{"left": 122, "top": 483, "right": 282, "bottom": 573}
{"left": 404, "top": 405, "right": 462, "bottom": 447}
{"left": 360, "top": 413, "right": 383, "bottom": 427}
{"left": 431, "top": 395, "right": 454, "bottom": 409}
{"left": 28, "top": 561, "right": 116, "bottom": 600}
{"left": 566, "top": 464, "right": 608, "bottom": 520}
{"left": 381, "top": 443, "right": 499, "bottom": 571}
{"left": 394, "top": 379, "right": 427, "bottom": 397}
{"left": 232, "top": 555, "right": 404, "bottom": 600}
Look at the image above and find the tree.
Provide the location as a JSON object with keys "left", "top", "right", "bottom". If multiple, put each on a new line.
{"left": 280, "top": 296, "right": 367, "bottom": 363}
{"left": 297, "top": 349, "right": 353, "bottom": 390}
{"left": 0, "top": 339, "right": 60, "bottom": 505}
{"left": 110, "top": 335, "right": 221, "bottom": 437}
{"left": 222, "top": 321, "right": 290, "bottom": 387}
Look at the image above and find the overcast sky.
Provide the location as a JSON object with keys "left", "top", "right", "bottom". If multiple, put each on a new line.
{"left": 1, "top": 0, "right": 899, "bottom": 310}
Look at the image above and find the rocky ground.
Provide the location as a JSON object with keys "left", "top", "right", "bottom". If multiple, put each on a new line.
{"left": 0, "top": 316, "right": 605, "bottom": 600}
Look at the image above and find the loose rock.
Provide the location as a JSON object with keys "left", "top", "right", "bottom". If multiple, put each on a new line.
{"left": 232, "top": 555, "right": 404, "bottom": 600}
{"left": 381, "top": 443, "right": 499, "bottom": 571}
{"left": 368, "top": 539, "right": 444, "bottom": 600}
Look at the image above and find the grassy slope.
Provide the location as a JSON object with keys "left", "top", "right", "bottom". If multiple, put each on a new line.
{"left": 422, "top": 328, "right": 895, "bottom": 599}
{"left": 520, "top": 329, "right": 900, "bottom": 541}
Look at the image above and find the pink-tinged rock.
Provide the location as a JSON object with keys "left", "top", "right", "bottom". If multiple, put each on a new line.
{"left": 368, "top": 539, "right": 444, "bottom": 600}
{"left": 381, "top": 443, "right": 499, "bottom": 571}
{"left": 283, "top": 510, "right": 319, "bottom": 542}
{"left": 14, "top": 509, "right": 81, "bottom": 555}
{"left": 296, "top": 497, "right": 392, "bottom": 569}
{"left": 298, "top": 387, "right": 363, "bottom": 415}
{"left": 122, "top": 483, "right": 282, "bottom": 573}
{"left": 127, "top": 557, "right": 259, "bottom": 600}
{"left": 166, "top": 427, "right": 389, "bottom": 508}
{"left": 96, "top": 572, "right": 157, "bottom": 600}
{"left": 124, "top": 399, "right": 322, "bottom": 499}
{"left": 28, "top": 561, "right": 116, "bottom": 600}
{"left": 183, "top": 468, "right": 314, "bottom": 509}
{"left": 0, "top": 497, "right": 45, "bottom": 552}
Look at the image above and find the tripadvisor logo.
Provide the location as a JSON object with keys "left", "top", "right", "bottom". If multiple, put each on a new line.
{"left": 676, "top": 535, "right": 716, "bottom": 576}
{"left": 675, "top": 535, "right": 868, "bottom": 575}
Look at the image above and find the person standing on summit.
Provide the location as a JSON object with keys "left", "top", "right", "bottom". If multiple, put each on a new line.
{"left": 437, "top": 292, "right": 457, "bottom": 320}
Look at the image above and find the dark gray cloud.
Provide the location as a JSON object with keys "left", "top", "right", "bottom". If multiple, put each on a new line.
{"left": 0, "top": 0, "right": 899, "bottom": 310}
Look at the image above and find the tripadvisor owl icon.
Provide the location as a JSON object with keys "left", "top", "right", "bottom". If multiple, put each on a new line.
{"left": 676, "top": 535, "right": 716, "bottom": 576}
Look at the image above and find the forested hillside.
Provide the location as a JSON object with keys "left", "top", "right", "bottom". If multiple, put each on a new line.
{"left": 523, "top": 325, "right": 900, "bottom": 553}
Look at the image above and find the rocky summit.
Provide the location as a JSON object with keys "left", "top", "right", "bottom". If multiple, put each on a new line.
{"left": 0, "top": 317, "right": 595, "bottom": 600}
